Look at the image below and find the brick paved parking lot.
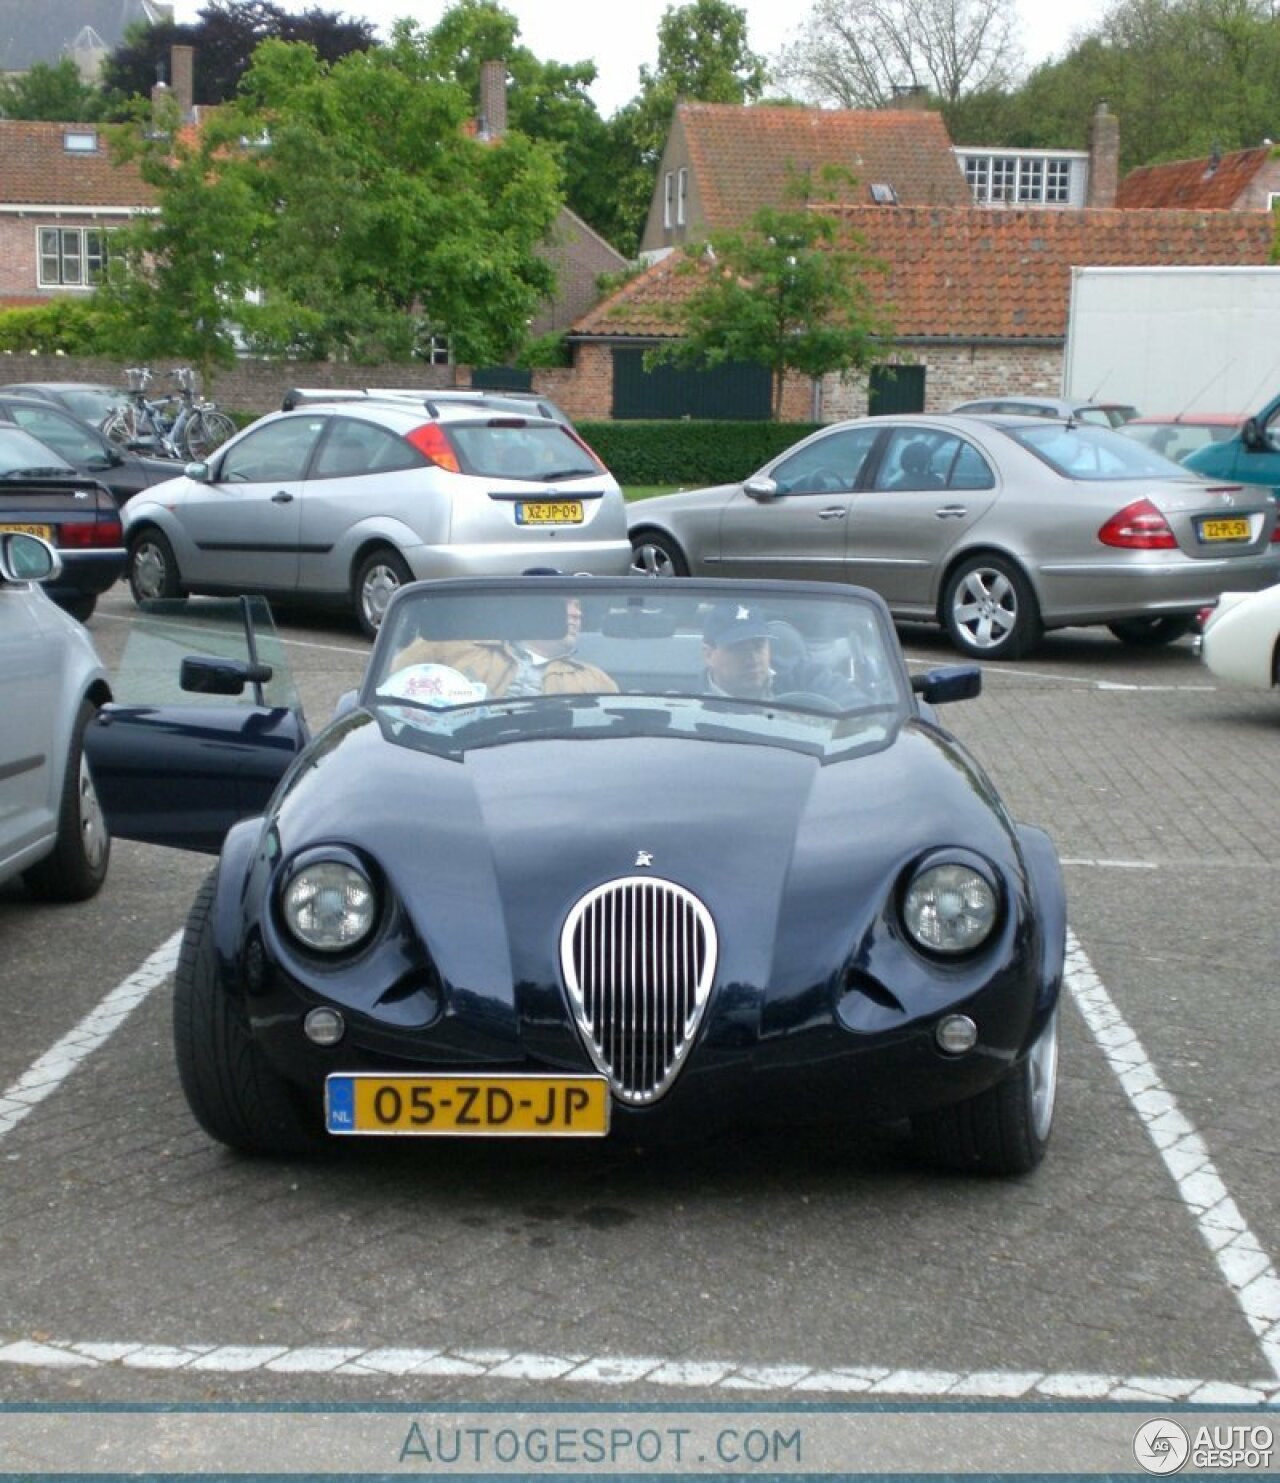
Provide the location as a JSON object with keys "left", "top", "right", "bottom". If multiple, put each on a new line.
{"left": 1, "top": 590, "right": 1276, "bottom": 1411}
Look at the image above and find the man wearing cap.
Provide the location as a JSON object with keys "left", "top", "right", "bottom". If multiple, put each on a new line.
{"left": 702, "top": 602, "right": 777, "bottom": 700}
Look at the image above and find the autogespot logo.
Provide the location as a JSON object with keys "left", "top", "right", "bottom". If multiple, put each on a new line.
{"left": 1134, "top": 1418, "right": 1191, "bottom": 1474}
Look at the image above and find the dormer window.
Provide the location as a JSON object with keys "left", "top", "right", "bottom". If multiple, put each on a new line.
{"left": 676, "top": 167, "right": 688, "bottom": 225}
{"left": 63, "top": 130, "right": 99, "bottom": 153}
{"left": 663, "top": 171, "right": 675, "bottom": 230}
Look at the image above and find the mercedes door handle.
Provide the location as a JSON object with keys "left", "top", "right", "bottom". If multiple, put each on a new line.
{"left": 817, "top": 507, "right": 848, "bottom": 519}
{"left": 271, "top": 490, "right": 294, "bottom": 504}
{"left": 934, "top": 505, "right": 968, "bottom": 519}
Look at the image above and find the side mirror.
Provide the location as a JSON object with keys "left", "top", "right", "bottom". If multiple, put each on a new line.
{"left": 184, "top": 460, "right": 211, "bottom": 482}
{"left": 332, "top": 689, "right": 359, "bottom": 720}
{"left": 744, "top": 477, "right": 779, "bottom": 502}
{"left": 0, "top": 531, "right": 61, "bottom": 583}
{"left": 1241, "top": 417, "right": 1265, "bottom": 452}
{"left": 180, "top": 654, "right": 274, "bottom": 696}
{"left": 912, "top": 664, "right": 982, "bottom": 704}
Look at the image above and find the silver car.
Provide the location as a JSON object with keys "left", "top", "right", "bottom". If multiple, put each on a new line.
{"left": 123, "top": 400, "right": 631, "bottom": 637}
{"left": 628, "top": 413, "right": 1280, "bottom": 660}
{"left": 0, "top": 533, "right": 110, "bottom": 899}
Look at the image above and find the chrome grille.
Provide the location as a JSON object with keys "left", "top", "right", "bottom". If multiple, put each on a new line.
{"left": 560, "top": 876, "right": 718, "bottom": 1105}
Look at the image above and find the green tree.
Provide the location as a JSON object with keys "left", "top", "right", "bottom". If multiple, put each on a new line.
{"left": 0, "top": 59, "right": 105, "bottom": 121}
{"left": 651, "top": 176, "right": 891, "bottom": 418}
{"left": 416, "top": 1, "right": 613, "bottom": 243}
{"left": 603, "top": 0, "right": 769, "bottom": 255}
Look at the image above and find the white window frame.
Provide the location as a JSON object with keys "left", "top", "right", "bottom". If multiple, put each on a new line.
{"left": 423, "top": 332, "right": 451, "bottom": 366}
{"left": 37, "top": 226, "right": 111, "bottom": 288}
{"left": 959, "top": 151, "right": 1082, "bottom": 206}
{"left": 663, "top": 171, "right": 675, "bottom": 230}
{"left": 1268, "top": 192, "right": 1280, "bottom": 210}
{"left": 676, "top": 167, "right": 688, "bottom": 226}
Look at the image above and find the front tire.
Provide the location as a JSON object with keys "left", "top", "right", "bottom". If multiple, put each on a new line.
{"left": 630, "top": 529, "right": 689, "bottom": 578}
{"left": 127, "top": 528, "right": 182, "bottom": 604}
{"left": 910, "top": 1005, "right": 1060, "bottom": 1176}
{"left": 23, "top": 698, "right": 110, "bottom": 902}
{"left": 174, "top": 871, "right": 322, "bottom": 1156}
{"left": 62, "top": 593, "right": 97, "bottom": 623}
{"left": 1107, "top": 616, "right": 1194, "bottom": 647}
{"left": 353, "top": 546, "right": 411, "bottom": 638}
{"left": 942, "top": 554, "right": 1042, "bottom": 660}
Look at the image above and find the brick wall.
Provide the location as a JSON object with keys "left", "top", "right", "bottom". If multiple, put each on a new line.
{"left": 820, "top": 344, "right": 1065, "bottom": 418}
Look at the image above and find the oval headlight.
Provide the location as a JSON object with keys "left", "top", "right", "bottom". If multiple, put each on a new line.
{"left": 902, "top": 861, "right": 997, "bottom": 956}
{"left": 282, "top": 859, "right": 376, "bottom": 952}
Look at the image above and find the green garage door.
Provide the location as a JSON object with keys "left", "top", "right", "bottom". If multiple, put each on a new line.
{"left": 868, "top": 364, "right": 926, "bottom": 415}
{"left": 612, "top": 349, "right": 771, "bottom": 420}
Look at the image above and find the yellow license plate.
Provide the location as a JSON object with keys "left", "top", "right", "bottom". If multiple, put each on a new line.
{"left": 0, "top": 523, "right": 53, "bottom": 540}
{"left": 1200, "top": 517, "right": 1250, "bottom": 541}
{"left": 325, "top": 1074, "right": 610, "bottom": 1136}
{"left": 516, "top": 500, "right": 584, "bottom": 526}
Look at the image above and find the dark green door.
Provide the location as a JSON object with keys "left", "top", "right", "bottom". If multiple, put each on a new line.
{"left": 868, "top": 365, "right": 926, "bottom": 416}
{"left": 612, "top": 349, "right": 771, "bottom": 420}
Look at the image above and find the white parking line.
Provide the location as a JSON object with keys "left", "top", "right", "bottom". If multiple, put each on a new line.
{"left": 0, "top": 926, "right": 1275, "bottom": 1396}
{"left": 0, "top": 931, "right": 181, "bottom": 1144}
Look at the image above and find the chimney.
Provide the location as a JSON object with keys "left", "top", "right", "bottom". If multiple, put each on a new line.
{"left": 886, "top": 82, "right": 930, "bottom": 111}
{"left": 1087, "top": 101, "right": 1119, "bottom": 207}
{"left": 478, "top": 58, "right": 507, "bottom": 139}
{"left": 171, "top": 44, "right": 194, "bottom": 122}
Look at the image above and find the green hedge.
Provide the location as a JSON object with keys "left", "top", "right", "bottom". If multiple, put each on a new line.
{"left": 578, "top": 420, "right": 823, "bottom": 487}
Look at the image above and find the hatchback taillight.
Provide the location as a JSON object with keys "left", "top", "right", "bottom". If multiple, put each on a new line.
{"left": 1098, "top": 499, "right": 1176, "bottom": 550}
{"left": 59, "top": 515, "right": 123, "bottom": 548}
{"left": 564, "top": 426, "right": 606, "bottom": 472}
{"left": 405, "top": 423, "right": 461, "bottom": 473}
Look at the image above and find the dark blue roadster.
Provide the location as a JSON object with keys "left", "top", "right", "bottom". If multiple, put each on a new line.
{"left": 87, "top": 576, "right": 1065, "bottom": 1174}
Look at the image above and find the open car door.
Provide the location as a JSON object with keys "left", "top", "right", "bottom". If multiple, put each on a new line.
{"left": 85, "top": 596, "right": 309, "bottom": 853}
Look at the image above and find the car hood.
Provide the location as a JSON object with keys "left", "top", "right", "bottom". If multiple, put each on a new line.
{"left": 268, "top": 711, "right": 1023, "bottom": 995}
{"left": 625, "top": 482, "right": 738, "bottom": 524}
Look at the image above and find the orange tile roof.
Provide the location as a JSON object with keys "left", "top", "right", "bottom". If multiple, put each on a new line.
{"left": 1116, "top": 147, "right": 1274, "bottom": 209}
{"left": 0, "top": 120, "right": 151, "bottom": 208}
{"left": 575, "top": 207, "right": 1275, "bottom": 341}
{"left": 678, "top": 103, "right": 969, "bottom": 221}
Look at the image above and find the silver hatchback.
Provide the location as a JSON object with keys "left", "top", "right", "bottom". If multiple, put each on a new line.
{"left": 628, "top": 413, "right": 1280, "bottom": 660}
{"left": 123, "top": 400, "right": 631, "bottom": 636}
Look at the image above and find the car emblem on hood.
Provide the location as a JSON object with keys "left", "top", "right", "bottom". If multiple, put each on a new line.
{"left": 635, "top": 850, "right": 653, "bottom": 868}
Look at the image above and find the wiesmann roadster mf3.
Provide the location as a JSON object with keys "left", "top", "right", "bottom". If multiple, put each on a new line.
{"left": 87, "top": 575, "right": 1066, "bottom": 1174}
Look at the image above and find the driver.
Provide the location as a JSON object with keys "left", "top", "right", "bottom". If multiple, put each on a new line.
{"left": 391, "top": 595, "right": 617, "bottom": 697}
{"left": 702, "top": 602, "right": 776, "bottom": 699}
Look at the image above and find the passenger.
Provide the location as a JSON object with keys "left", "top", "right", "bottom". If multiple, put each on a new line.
{"left": 391, "top": 595, "right": 617, "bottom": 697}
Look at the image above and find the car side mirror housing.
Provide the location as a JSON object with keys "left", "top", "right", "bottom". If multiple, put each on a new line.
{"left": 184, "top": 460, "right": 211, "bottom": 482}
{"left": 744, "top": 477, "right": 778, "bottom": 502}
{"left": 332, "top": 689, "right": 359, "bottom": 720}
{"left": 1241, "top": 417, "right": 1265, "bottom": 452}
{"left": 180, "top": 654, "right": 274, "bottom": 696}
{"left": 0, "top": 531, "right": 61, "bottom": 583}
{"left": 912, "top": 664, "right": 982, "bottom": 704}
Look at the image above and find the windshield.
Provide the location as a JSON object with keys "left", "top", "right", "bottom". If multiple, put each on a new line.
{"left": 1005, "top": 421, "right": 1190, "bottom": 480}
{"left": 448, "top": 423, "right": 602, "bottom": 481}
{"left": 0, "top": 425, "right": 76, "bottom": 476}
{"left": 364, "top": 578, "right": 909, "bottom": 759}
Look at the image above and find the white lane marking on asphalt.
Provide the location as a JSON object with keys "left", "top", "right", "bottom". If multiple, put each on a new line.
{"left": 902, "top": 655, "right": 1217, "bottom": 692}
{"left": 93, "top": 610, "right": 368, "bottom": 658}
{"left": 2, "top": 927, "right": 1276, "bottom": 1398}
{"left": 0, "top": 1339, "right": 1276, "bottom": 1404}
{"left": 0, "top": 931, "right": 182, "bottom": 1144}
{"left": 1066, "top": 929, "right": 1280, "bottom": 1380}
{"left": 1060, "top": 859, "right": 1158, "bottom": 869}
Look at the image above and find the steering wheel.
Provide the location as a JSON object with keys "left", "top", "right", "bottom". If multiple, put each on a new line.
{"left": 773, "top": 690, "right": 842, "bottom": 713}
{"left": 801, "top": 468, "right": 846, "bottom": 494}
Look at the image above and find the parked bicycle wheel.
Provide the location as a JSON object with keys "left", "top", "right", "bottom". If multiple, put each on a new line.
{"left": 182, "top": 409, "right": 236, "bottom": 460}
{"left": 102, "top": 405, "right": 141, "bottom": 448}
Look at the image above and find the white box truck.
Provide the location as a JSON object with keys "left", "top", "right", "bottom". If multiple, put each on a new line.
{"left": 1061, "top": 265, "right": 1280, "bottom": 415}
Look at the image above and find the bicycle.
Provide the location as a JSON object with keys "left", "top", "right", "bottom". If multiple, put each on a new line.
{"left": 103, "top": 367, "right": 236, "bottom": 461}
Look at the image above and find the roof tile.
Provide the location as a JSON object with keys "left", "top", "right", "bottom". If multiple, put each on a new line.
{"left": 1116, "top": 147, "right": 1273, "bottom": 209}
{"left": 0, "top": 121, "right": 151, "bottom": 208}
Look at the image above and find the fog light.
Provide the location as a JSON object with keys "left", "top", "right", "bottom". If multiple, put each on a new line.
{"left": 304, "top": 1007, "right": 345, "bottom": 1046}
{"left": 936, "top": 1014, "right": 977, "bottom": 1054}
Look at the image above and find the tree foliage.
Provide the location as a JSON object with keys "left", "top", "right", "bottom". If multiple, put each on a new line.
{"left": 775, "top": 0, "right": 1021, "bottom": 109}
{"left": 96, "top": 34, "right": 565, "bottom": 373}
{"left": 99, "top": 0, "right": 376, "bottom": 108}
{"left": 602, "top": 0, "right": 769, "bottom": 255}
{"left": 0, "top": 59, "right": 106, "bottom": 121}
{"left": 651, "top": 175, "right": 892, "bottom": 418}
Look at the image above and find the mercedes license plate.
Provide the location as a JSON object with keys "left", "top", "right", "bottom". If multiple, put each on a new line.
{"left": 325, "top": 1074, "right": 610, "bottom": 1136}
{"left": 1199, "top": 517, "right": 1250, "bottom": 542}
{"left": 515, "top": 500, "right": 584, "bottom": 526}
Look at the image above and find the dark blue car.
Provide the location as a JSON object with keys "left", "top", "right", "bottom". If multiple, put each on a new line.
{"left": 87, "top": 577, "right": 1066, "bottom": 1174}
